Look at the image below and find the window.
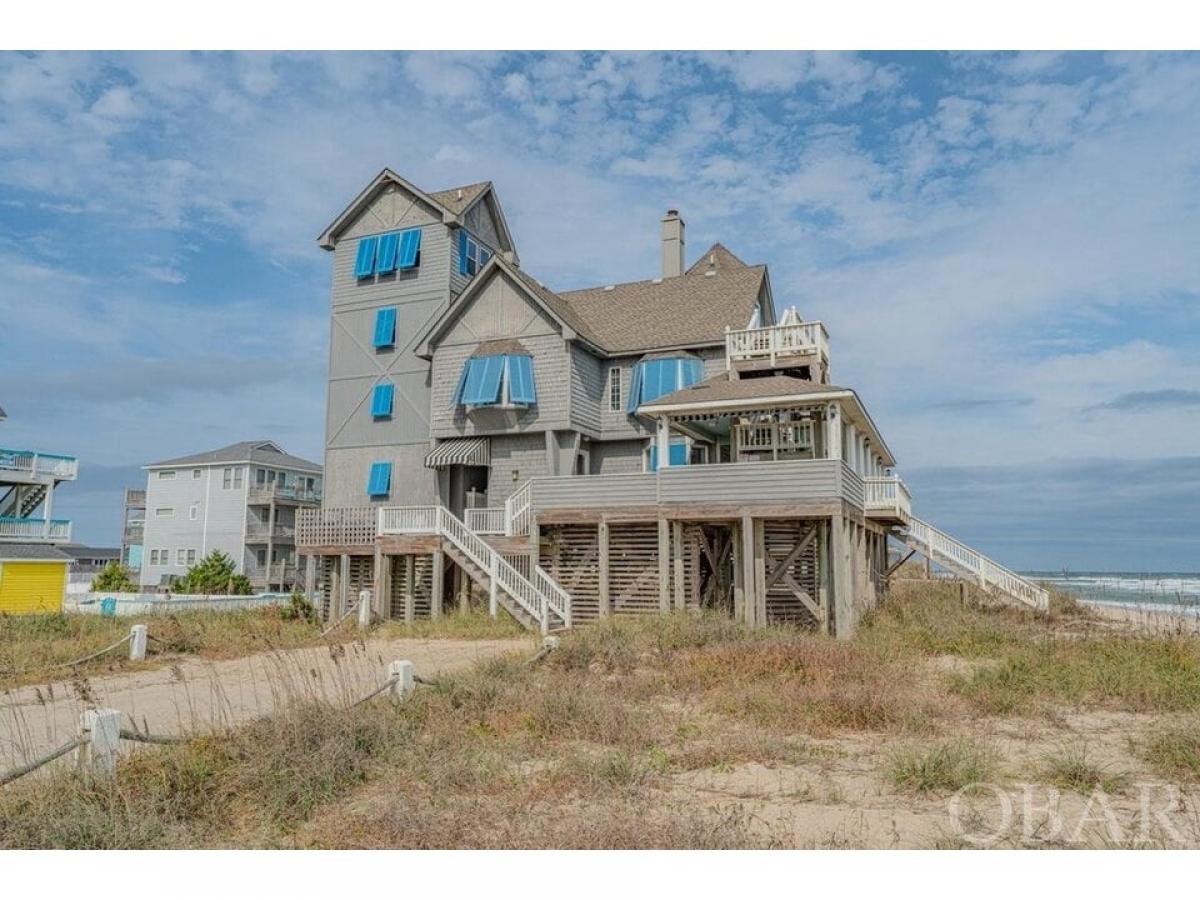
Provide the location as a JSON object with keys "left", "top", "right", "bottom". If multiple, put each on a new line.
{"left": 356, "top": 228, "right": 422, "bottom": 279}
{"left": 458, "top": 230, "right": 492, "bottom": 277}
{"left": 371, "top": 383, "right": 395, "bottom": 418}
{"left": 186, "top": 549, "right": 197, "bottom": 565}
{"left": 189, "top": 503, "right": 199, "bottom": 521}
{"left": 367, "top": 461, "right": 392, "bottom": 499}
{"left": 223, "top": 467, "right": 232, "bottom": 489}
{"left": 608, "top": 367, "right": 623, "bottom": 412}
{"left": 192, "top": 469, "right": 202, "bottom": 479}
{"left": 223, "top": 467, "right": 243, "bottom": 489}
{"left": 157, "top": 470, "right": 175, "bottom": 480}
{"left": 176, "top": 549, "right": 187, "bottom": 566}
{"left": 149, "top": 549, "right": 158, "bottom": 565}
{"left": 452, "top": 353, "right": 536, "bottom": 408}
{"left": 155, "top": 507, "right": 174, "bottom": 518}
{"left": 648, "top": 440, "right": 690, "bottom": 472}
{"left": 373, "top": 307, "right": 397, "bottom": 348}
{"left": 626, "top": 356, "right": 705, "bottom": 413}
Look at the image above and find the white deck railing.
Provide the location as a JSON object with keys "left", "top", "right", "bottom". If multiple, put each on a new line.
{"left": 296, "top": 507, "right": 377, "bottom": 547}
{"left": 904, "top": 516, "right": 1049, "bottom": 611}
{"left": 378, "top": 505, "right": 571, "bottom": 633}
{"left": 504, "top": 481, "right": 533, "bottom": 536}
{"left": 863, "top": 475, "right": 912, "bottom": 520}
{"left": 0, "top": 516, "right": 72, "bottom": 542}
{"left": 465, "top": 507, "right": 506, "bottom": 534}
{"left": 0, "top": 448, "right": 79, "bottom": 480}
{"left": 726, "top": 321, "right": 830, "bottom": 366}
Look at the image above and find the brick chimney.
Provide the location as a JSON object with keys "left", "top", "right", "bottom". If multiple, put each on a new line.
{"left": 660, "top": 209, "right": 685, "bottom": 278}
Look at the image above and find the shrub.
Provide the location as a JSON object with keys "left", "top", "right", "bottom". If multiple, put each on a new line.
{"left": 92, "top": 561, "right": 137, "bottom": 592}
{"left": 886, "top": 738, "right": 995, "bottom": 794}
{"left": 175, "top": 551, "right": 253, "bottom": 595}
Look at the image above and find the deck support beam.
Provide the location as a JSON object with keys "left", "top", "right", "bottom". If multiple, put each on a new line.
{"left": 829, "top": 514, "right": 847, "bottom": 638}
{"left": 740, "top": 514, "right": 757, "bottom": 628}
{"left": 597, "top": 521, "right": 610, "bottom": 617}
{"left": 431, "top": 549, "right": 444, "bottom": 619}
{"left": 373, "top": 544, "right": 385, "bottom": 620}
{"left": 672, "top": 520, "right": 685, "bottom": 611}
{"left": 404, "top": 554, "right": 415, "bottom": 623}
{"left": 657, "top": 517, "right": 670, "bottom": 612}
{"left": 337, "top": 552, "right": 350, "bottom": 620}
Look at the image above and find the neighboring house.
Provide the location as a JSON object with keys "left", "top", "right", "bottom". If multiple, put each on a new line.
{"left": 120, "top": 488, "right": 146, "bottom": 571}
{"left": 139, "top": 441, "right": 322, "bottom": 592}
{"left": 61, "top": 545, "right": 121, "bottom": 595}
{"left": 0, "top": 411, "right": 76, "bottom": 614}
{"left": 297, "top": 170, "right": 1047, "bottom": 636}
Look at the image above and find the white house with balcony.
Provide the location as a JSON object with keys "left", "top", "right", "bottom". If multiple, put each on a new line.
{"left": 296, "top": 172, "right": 1046, "bottom": 637}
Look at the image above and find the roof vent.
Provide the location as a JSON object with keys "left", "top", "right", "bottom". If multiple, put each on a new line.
{"left": 704, "top": 270, "right": 717, "bottom": 277}
{"left": 603, "top": 285, "right": 615, "bottom": 292}
{"left": 651, "top": 277, "right": 662, "bottom": 284}
{"left": 456, "top": 188, "right": 463, "bottom": 200}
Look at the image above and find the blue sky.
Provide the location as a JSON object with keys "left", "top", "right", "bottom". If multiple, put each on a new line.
{"left": 1, "top": 50, "right": 1198, "bottom": 571}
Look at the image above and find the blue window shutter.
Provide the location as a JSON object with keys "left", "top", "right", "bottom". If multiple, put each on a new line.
{"left": 367, "top": 461, "right": 392, "bottom": 497}
{"left": 371, "top": 383, "right": 394, "bottom": 418}
{"left": 507, "top": 354, "right": 536, "bottom": 405}
{"left": 398, "top": 228, "right": 422, "bottom": 268}
{"left": 682, "top": 357, "right": 704, "bottom": 388}
{"left": 458, "top": 229, "right": 469, "bottom": 275}
{"left": 461, "top": 358, "right": 486, "bottom": 404}
{"left": 452, "top": 359, "right": 472, "bottom": 407}
{"left": 649, "top": 444, "right": 658, "bottom": 472}
{"left": 670, "top": 442, "right": 689, "bottom": 466}
{"left": 376, "top": 232, "right": 400, "bottom": 273}
{"left": 479, "top": 247, "right": 492, "bottom": 267}
{"left": 373, "top": 307, "right": 397, "bottom": 348}
{"left": 626, "top": 362, "right": 644, "bottom": 413}
{"left": 354, "top": 236, "right": 379, "bottom": 278}
{"left": 467, "top": 355, "right": 505, "bottom": 405}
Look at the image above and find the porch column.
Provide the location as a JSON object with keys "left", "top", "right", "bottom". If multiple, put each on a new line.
{"left": 829, "top": 514, "right": 849, "bottom": 638}
{"left": 304, "top": 554, "right": 316, "bottom": 606}
{"left": 656, "top": 416, "right": 672, "bottom": 468}
{"left": 732, "top": 520, "right": 746, "bottom": 623}
{"left": 825, "top": 404, "right": 843, "bottom": 461}
{"left": 597, "top": 521, "right": 611, "bottom": 617}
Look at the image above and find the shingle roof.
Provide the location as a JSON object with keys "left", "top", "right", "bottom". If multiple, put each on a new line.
{"left": 59, "top": 545, "right": 121, "bottom": 561}
{"left": 146, "top": 441, "right": 322, "bottom": 473}
{"left": 471, "top": 338, "right": 530, "bottom": 357}
{"left": 686, "top": 242, "right": 750, "bottom": 275}
{"left": 556, "top": 257, "right": 766, "bottom": 354}
{"left": 0, "top": 542, "right": 73, "bottom": 561}
{"left": 428, "top": 181, "right": 491, "bottom": 216}
{"left": 641, "top": 374, "right": 848, "bottom": 410}
{"left": 504, "top": 265, "right": 606, "bottom": 348}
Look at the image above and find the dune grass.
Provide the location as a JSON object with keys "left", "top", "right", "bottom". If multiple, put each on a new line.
{"left": 1039, "top": 744, "right": 1131, "bottom": 794}
{"left": 1139, "top": 723, "right": 1200, "bottom": 783}
{"left": 886, "top": 738, "right": 995, "bottom": 795}
{"left": 0, "top": 606, "right": 527, "bottom": 687}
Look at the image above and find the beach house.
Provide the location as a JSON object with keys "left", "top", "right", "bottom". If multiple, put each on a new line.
{"left": 297, "top": 170, "right": 1046, "bottom": 635}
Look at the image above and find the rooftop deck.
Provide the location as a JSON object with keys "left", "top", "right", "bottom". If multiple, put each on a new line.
{"left": 0, "top": 448, "right": 79, "bottom": 482}
{"left": 725, "top": 321, "right": 830, "bottom": 369}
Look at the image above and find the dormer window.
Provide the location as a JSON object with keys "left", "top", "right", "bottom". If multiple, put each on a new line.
{"left": 458, "top": 229, "right": 493, "bottom": 277}
{"left": 626, "top": 355, "right": 705, "bottom": 413}
{"left": 355, "top": 228, "right": 422, "bottom": 279}
{"left": 452, "top": 350, "right": 536, "bottom": 408}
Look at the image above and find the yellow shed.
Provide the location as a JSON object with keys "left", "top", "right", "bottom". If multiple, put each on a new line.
{"left": 0, "top": 544, "right": 70, "bottom": 615}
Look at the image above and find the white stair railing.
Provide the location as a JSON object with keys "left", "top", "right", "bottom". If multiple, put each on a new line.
{"left": 377, "top": 504, "right": 571, "bottom": 633}
{"left": 465, "top": 507, "right": 505, "bottom": 534}
{"left": 504, "top": 481, "right": 533, "bottom": 536}
{"left": 904, "top": 515, "right": 1048, "bottom": 611}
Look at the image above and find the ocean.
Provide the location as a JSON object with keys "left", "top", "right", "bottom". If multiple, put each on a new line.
{"left": 1025, "top": 571, "right": 1200, "bottom": 614}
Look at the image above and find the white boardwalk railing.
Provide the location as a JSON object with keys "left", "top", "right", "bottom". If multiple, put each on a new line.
{"left": 465, "top": 507, "right": 505, "bottom": 534}
{"left": 379, "top": 505, "right": 571, "bottom": 633}
{"left": 504, "top": 481, "right": 533, "bottom": 537}
{"left": 903, "top": 516, "right": 1049, "bottom": 611}
{"left": 863, "top": 475, "right": 912, "bottom": 519}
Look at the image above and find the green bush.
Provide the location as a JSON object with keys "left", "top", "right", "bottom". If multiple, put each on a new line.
{"left": 175, "top": 551, "right": 253, "bottom": 596}
{"left": 92, "top": 561, "right": 137, "bottom": 592}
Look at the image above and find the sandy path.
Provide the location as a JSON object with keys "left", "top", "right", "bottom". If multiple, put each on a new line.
{"left": 0, "top": 636, "right": 533, "bottom": 772}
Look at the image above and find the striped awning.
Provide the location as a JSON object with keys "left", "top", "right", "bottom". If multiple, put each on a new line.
{"left": 424, "top": 438, "right": 490, "bottom": 469}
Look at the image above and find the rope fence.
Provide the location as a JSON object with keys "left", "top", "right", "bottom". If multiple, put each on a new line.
{"left": 0, "top": 633, "right": 560, "bottom": 789}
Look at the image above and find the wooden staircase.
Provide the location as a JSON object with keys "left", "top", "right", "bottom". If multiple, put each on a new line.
{"left": 0, "top": 483, "right": 47, "bottom": 519}
{"left": 900, "top": 516, "right": 1049, "bottom": 611}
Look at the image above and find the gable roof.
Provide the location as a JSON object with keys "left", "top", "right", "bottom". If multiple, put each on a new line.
{"left": 428, "top": 181, "right": 491, "bottom": 215}
{"left": 417, "top": 256, "right": 606, "bottom": 357}
{"left": 317, "top": 169, "right": 515, "bottom": 253}
{"left": 555, "top": 258, "right": 769, "bottom": 354}
{"left": 146, "top": 441, "right": 322, "bottom": 473}
{"left": 686, "top": 242, "right": 750, "bottom": 275}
